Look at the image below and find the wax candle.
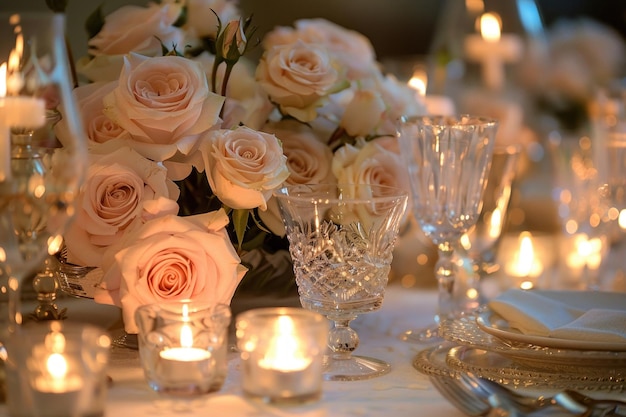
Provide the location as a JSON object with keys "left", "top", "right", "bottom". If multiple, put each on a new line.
{"left": 0, "top": 58, "right": 46, "bottom": 182}
{"left": 464, "top": 12, "right": 523, "bottom": 90}
{"left": 408, "top": 70, "right": 456, "bottom": 116}
{"left": 156, "top": 323, "right": 212, "bottom": 385}
{"left": 505, "top": 231, "right": 543, "bottom": 289}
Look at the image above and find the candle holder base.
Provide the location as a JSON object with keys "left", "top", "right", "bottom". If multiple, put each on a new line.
{"left": 322, "top": 355, "right": 391, "bottom": 381}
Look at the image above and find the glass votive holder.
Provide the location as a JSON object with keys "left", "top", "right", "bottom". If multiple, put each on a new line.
{"left": 236, "top": 307, "right": 328, "bottom": 404}
{"left": 135, "top": 300, "right": 231, "bottom": 397}
{"left": 4, "top": 321, "right": 111, "bottom": 417}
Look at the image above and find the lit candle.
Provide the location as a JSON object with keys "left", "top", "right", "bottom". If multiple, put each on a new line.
{"left": 258, "top": 315, "right": 311, "bottom": 372}
{"left": 0, "top": 54, "right": 47, "bottom": 182}
{"left": 34, "top": 352, "right": 83, "bottom": 393}
{"left": 566, "top": 234, "right": 604, "bottom": 271}
{"left": 408, "top": 70, "right": 456, "bottom": 116}
{"left": 505, "top": 231, "right": 543, "bottom": 289}
{"left": 464, "top": 12, "right": 523, "bottom": 90}
{"left": 156, "top": 317, "right": 212, "bottom": 385}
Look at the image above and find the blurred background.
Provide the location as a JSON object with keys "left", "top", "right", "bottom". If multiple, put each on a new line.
{"left": 0, "top": 0, "right": 623, "bottom": 61}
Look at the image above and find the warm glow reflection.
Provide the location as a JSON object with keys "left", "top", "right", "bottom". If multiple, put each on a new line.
{"left": 408, "top": 68, "right": 427, "bottom": 97}
{"left": 46, "top": 353, "right": 68, "bottom": 380}
{"left": 487, "top": 208, "right": 502, "bottom": 239}
{"left": 566, "top": 234, "right": 603, "bottom": 270}
{"left": 506, "top": 232, "right": 543, "bottom": 278}
{"left": 259, "top": 316, "right": 310, "bottom": 372}
{"left": 620, "top": 209, "right": 626, "bottom": 229}
{"left": 480, "top": 13, "right": 501, "bottom": 42}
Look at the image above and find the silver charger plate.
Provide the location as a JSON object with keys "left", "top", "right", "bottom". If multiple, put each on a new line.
{"left": 440, "top": 312, "right": 626, "bottom": 371}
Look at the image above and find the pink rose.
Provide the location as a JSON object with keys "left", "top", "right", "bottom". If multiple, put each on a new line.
{"left": 263, "top": 19, "right": 377, "bottom": 81}
{"left": 88, "top": 3, "right": 184, "bottom": 57}
{"left": 332, "top": 138, "right": 410, "bottom": 195}
{"left": 64, "top": 145, "right": 179, "bottom": 268}
{"left": 201, "top": 126, "right": 290, "bottom": 210}
{"left": 262, "top": 120, "right": 334, "bottom": 185}
{"left": 256, "top": 40, "right": 346, "bottom": 122}
{"left": 94, "top": 210, "right": 247, "bottom": 334}
{"left": 103, "top": 53, "right": 225, "bottom": 162}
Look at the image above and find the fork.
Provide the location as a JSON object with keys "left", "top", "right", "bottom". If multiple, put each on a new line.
{"left": 429, "top": 375, "right": 494, "bottom": 416}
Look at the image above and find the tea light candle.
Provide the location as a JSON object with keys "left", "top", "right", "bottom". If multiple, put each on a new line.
{"left": 156, "top": 323, "right": 212, "bottom": 383}
{"left": 259, "top": 316, "right": 311, "bottom": 372}
{"left": 464, "top": 12, "right": 523, "bottom": 90}
{"left": 505, "top": 231, "right": 543, "bottom": 289}
{"left": 31, "top": 351, "right": 85, "bottom": 417}
{"left": 237, "top": 308, "right": 326, "bottom": 404}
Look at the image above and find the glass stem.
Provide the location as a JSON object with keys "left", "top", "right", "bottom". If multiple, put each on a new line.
{"left": 435, "top": 241, "right": 456, "bottom": 322}
{"left": 327, "top": 316, "right": 358, "bottom": 361}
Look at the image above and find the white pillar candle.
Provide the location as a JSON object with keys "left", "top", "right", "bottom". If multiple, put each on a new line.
{"left": 464, "top": 13, "right": 523, "bottom": 91}
{"left": 0, "top": 61, "right": 47, "bottom": 182}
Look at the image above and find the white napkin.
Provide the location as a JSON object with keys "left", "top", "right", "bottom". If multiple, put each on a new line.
{"left": 488, "top": 289, "right": 626, "bottom": 342}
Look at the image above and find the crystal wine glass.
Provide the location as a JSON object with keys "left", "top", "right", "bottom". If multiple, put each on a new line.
{"left": 274, "top": 183, "right": 407, "bottom": 381}
{"left": 397, "top": 115, "right": 497, "bottom": 341}
{"left": 0, "top": 12, "right": 86, "bottom": 337}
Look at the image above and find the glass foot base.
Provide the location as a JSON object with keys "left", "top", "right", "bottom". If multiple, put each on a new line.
{"left": 399, "top": 323, "right": 443, "bottom": 345}
{"left": 322, "top": 355, "right": 390, "bottom": 381}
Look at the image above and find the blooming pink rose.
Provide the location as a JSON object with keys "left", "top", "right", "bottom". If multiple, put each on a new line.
{"left": 262, "top": 120, "right": 334, "bottom": 185}
{"left": 103, "top": 53, "right": 225, "bottom": 162}
{"left": 332, "top": 138, "right": 410, "bottom": 195}
{"left": 339, "top": 89, "right": 386, "bottom": 137}
{"left": 259, "top": 120, "right": 336, "bottom": 235}
{"left": 263, "top": 19, "right": 377, "bottom": 81}
{"left": 94, "top": 210, "right": 248, "bottom": 333}
{"left": 294, "top": 19, "right": 378, "bottom": 80}
{"left": 256, "top": 40, "right": 346, "bottom": 122}
{"left": 201, "top": 126, "right": 290, "bottom": 210}
{"left": 88, "top": 3, "right": 184, "bottom": 57}
{"left": 64, "top": 145, "right": 179, "bottom": 268}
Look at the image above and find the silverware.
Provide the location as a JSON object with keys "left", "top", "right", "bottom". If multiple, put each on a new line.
{"left": 554, "top": 390, "right": 626, "bottom": 417}
{"left": 430, "top": 376, "right": 492, "bottom": 417}
{"left": 462, "top": 373, "right": 626, "bottom": 417}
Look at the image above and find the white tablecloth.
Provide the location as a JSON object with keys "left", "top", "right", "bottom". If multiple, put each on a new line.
{"left": 3, "top": 285, "right": 465, "bottom": 417}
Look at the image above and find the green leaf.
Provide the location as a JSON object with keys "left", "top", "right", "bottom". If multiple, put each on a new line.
{"left": 85, "top": 4, "right": 105, "bottom": 40}
{"left": 232, "top": 209, "right": 250, "bottom": 251}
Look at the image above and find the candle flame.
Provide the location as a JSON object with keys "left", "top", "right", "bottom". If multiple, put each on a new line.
{"left": 180, "top": 324, "right": 193, "bottom": 349}
{"left": 487, "top": 207, "right": 503, "bottom": 239}
{"left": 408, "top": 69, "right": 427, "bottom": 97}
{"left": 517, "top": 232, "right": 535, "bottom": 275}
{"left": 480, "top": 13, "right": 501, "bottom": 42}
{"left": 259, "top": 315, "right": 311, "bottom": 371}
{"left": 46, "top": 353, "right": 68, "bottom": 380}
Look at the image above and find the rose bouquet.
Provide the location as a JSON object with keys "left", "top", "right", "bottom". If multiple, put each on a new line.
{"left": 54, "top": 0, "right": 426, "bottom": 332}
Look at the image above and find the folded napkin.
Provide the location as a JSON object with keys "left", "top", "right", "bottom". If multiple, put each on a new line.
{"left": 488, "top": 289, "right": 626, "bottom": 343}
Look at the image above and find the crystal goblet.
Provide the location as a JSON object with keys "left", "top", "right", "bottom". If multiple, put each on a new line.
{"left": 274, "top": 183, "right": 407, "bottom": 381}
{"left": 397, "top": 115, "right": 497, "bottom": 341}
{"left": 0, "top": 13, "right": 86, "bottom": 336}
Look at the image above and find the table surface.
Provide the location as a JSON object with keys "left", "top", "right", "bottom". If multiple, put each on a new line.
{"left": 1, "top": 284, "right": 465, "bottom": 417}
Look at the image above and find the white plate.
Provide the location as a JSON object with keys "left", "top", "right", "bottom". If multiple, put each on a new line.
{"left": 476, "top": 310, "right": 626, "bottom": 352}
{"left": 440, "top": 312, "right": 626, "bottom": 370}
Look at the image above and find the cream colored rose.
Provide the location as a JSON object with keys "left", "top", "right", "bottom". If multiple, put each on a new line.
{"left": 294, "top": 19, "right": 378, "bottom": 80}
{"left": 94, "top": 210, "right": 247, "bottom": 333}
{"left": 78, "top": 3, "right": 185, "bottom": 82}
{"left": 259, "top": 120, "right": 335, "bottom": 235}
{"left": 256, "top": 40, "right": 345, "bottom": 122}
{"left": 103, "top": 53, "right": 224, "bottom": 162}
{"left": 332, "top": 138, "right": 410, "bottom": 197}
{"left": 370, "top": 74, "right": 427, "bottom": 137}
{"left": 263, "top": 120, "right": 334, "bottom": 185}
{"left": 64, "top": 145, "right": 180, "bottom": 268}
{"left": 88, "top": 3, "right": 184, "bottom": 57}
{"left": 262, "top": 19, "right": 377, "bottom": 81}
{"left": 340, "top": 89, "right": 386, "bottom": 137}
{"left": 201, "top": 126, "right": 290, "bottom": 210}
